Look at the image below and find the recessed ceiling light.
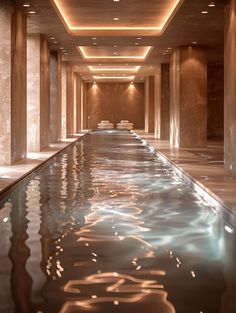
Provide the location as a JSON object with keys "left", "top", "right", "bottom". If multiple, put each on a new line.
{"left": 134, "top": 43, "right": 139, "bottom": 45}
{"left": 113, "top": 45, "right": 118, "bottom": 48}
{"left": 92, "top": 42, "right": 97, "bottom": 45}
{"left": 113, "top": 0, "right": 120, "bottom": 2}
{"left": 92, "top": 37, "right": 97, "bottom": 40}
{"left": 208, "top": 2, "right": 215, "bottom": 7}
{"left": 50, "top": 37, "right": 55, "bottom": 40}
{"left": 201, "top": 10, "right": 208, "bottom": 14}
{"left": 167, "top": 47, "right": 172, "bottom": 50}
{"left": 28, "top": 10, "right": 36, "bottom": 14}
{"left": 113, "top": 52, "right": 118, "bottom": 55}
{"left": 137, "top": 37, "right": 142, "bottom": 40}
{"left": 64, "top": 53, "right": 68, "bottom": 55}
{"left": 23, "top": 3, "right": 30, "bottom": 7}
{"left": 192, "top": 41, "right": 198, "bottom": 44}
{"left": 113, "top": 17, "right": 119, "bottom": 21}
{"left": 53, "top": 41, "right": 58, "bottom": 44}
{"left": 163, "top": 52, "right": 167, "bottom": 55}
{"left": 60, "top": 47, "right": 64, "bottom": 49}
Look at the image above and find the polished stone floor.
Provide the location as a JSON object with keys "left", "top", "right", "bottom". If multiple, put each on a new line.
{"left": 134, "top": 131, "right": 236, "bottom": 217}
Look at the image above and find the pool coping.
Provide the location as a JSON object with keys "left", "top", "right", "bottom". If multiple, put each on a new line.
{"left": 0, "top": 135, "right": 86, "bottom": 200}
{"left": 132, "top": 131, "right": 236, "bottom": 228}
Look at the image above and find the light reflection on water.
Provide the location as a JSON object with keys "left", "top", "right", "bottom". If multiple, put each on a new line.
{"left": 0, "top": 130, "right": 236, "bottom": 313}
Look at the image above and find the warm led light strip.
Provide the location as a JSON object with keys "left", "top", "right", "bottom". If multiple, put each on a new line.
{"left": 78, "top": 47, "right": 152, "bottom": 60}
{"left": 89, "top": 66, "right": 140, "bottom": 72}
{"left": 93, "top": 76, "right": 135, "bottom": 79}
{"left": 51, "top": 0, "right": 183, "bottom": 33}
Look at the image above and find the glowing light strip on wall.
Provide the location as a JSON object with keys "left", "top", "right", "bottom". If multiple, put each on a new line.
{"left": 51, "top": 0, "right": 183, "bottom": 32}
{"left": 89, "top": 66, "right": 141, "bottom": 72}
{"left": 78, "top": 47, "right": 152, "bottom": 60}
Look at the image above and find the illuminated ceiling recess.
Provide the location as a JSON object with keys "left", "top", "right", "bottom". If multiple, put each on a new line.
{"left": 77, "top": 46, "right": 152, "bottom": 62}
{"left": 50, "top": 0, "right": 185, "bottom": 36}
{"left": 89, "top": 66, "right": 141, "bottom": 73}
{"left": 93, "top": 75, "right": 135, "bottom": 82}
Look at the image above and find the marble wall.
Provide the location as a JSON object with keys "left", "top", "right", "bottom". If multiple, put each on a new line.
{"left": 155, "top": 65, "right": 170, "bottom": 140}
{"left": 66, "top": 64, "right": 74, "bottom": 136}
{"left": 0, "top": 1, "right": 27, "bottom": 165}
{"left": 225, "top": 0, "right": 236, "bottom": 178}
{"left": 27, "top": 35, "right": 50, "bottom": 151}
{"left": 61, "top": 62, "right": 67, "bottom": 139}
{"left": 145, "top": 76, "right": 155, "bottom": 133}
{"left": 207, "top": 65, "right": 224, "bottom": 140}
{"left": 75, "top": 74, "right": 82, "bottom": 132}
{"left": 50, "top": 51, "right": 62, "bottom": 142}
{"left": 170, "top": 47, "right": 207, "bottom": 148}
{"left": 83, "top": 83, "right": 145, "bottom": 129}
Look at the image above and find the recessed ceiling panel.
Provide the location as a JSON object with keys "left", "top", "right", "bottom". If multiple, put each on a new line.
{"left": 89, "top": 65, "right": 140, "bottom": 73}
{"left": 51, "top": 0, "right": 184, "bottom": 36}
{"left": 77, "top": 46, "right": 152, "bottom": 62}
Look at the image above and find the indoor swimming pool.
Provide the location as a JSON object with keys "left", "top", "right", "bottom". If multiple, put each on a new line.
{"left": 0, "top": 130, "right": 235, "bottom": 313}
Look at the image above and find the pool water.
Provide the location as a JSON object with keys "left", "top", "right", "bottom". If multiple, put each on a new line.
{"left": 0, "top": 130, "right": 235, "bottom": 313}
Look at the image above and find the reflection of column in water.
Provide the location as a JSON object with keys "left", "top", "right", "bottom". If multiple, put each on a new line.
{"left": 8, "top": 188, "right": 32, "bottom": 311}
{"left": 0, "top": 200, "right": 14, "bottom": 312}
{"left": 25, "top": 178, "right": 46, "bottom": 303}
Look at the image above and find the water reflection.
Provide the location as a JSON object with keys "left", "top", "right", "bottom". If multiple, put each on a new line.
{"left": 0, "top": 130, "right": 235, "bottom": 313}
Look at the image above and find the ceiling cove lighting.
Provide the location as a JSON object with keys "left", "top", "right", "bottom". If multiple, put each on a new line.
{"left": 89, "top": 66, "right": 141, "bottom": 72}
{"left": 50, "top": 0, "right": 184, "bottom": 36}
{"left": 77, "top": 46, "right": 153, "bottom": 60}
{"left": 93, "top": 75, "right": 135, "bottom": 80}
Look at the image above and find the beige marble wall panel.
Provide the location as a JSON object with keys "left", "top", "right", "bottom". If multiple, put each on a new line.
{"left": 144, "top": 76, "right": 155, "bottom": 133}
{"left": 225, "top": 0, "right": 236, "bottom": 178}
{"left": 57, "top": 52, "right": 62, "bottom": 140}
{"left": 40, "top": 36, "right": 50, "bottom": 149}
{"left": 75, "top": 74, "right": 82, "bottom": 132}
{"left": 154, "top": 66, "right": 161, "bottom": 138}
{"left": 170, "top": 47, "right": 207, "bottom": 148}
{"left": 66, "top": 64, "right": 74, "bottom": 136}
{"left": 61, "top": 62, "right": 67, "bottom": 139}
{"left": 0, "top": 1, "right": 12, "bottom": 164}
{"left": 170, "top": 50, "right": 180, "bottom": 147}
{"left": 50, "top": 51, "right": 62, "bottom": 142}
{"left": 27, "top": 34, "right": 40, "bottom": 152}
{"left": 11, "top": 5, "right": 27, "bottom": 162}
{"left": 83, "top": 83, "right": 144, "bottom": 129}
{"left": 207, "top": 65, "right": 224, "bottom": 140}
{"left": 160, "top": 64, "right": 170, "bottom": 140}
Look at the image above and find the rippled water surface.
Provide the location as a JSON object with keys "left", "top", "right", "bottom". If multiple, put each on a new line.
{"left": 0, "top": 130, "right": 236, "bottom": 313}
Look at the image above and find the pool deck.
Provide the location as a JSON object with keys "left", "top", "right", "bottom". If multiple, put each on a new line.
{"left": 0, "top": 133, "right": 86, "bottom": 194}
{"left": 134, "top": 130, "right": 236, "bottom": 218}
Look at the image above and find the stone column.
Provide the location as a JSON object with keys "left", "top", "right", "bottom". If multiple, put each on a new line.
{"left": 170, "top": 46, "right": 207, "bottom": 148}
{"left": 66, "top": 63, "right": 74, "bottom": 137}
{"left": 0, "top": 1, "right": 27, "bottom": 165}
{"left": 50, "top": 51, "right": 62, "bottom": 143}
{"left": 61, "top": 62, "right": 67, "bottom": 139}
{"left": 154, "top": 64, "right": 170, "bottom": 140}
{"left": 27, "top": 34, "right": 50, "bottom": 152}
{"left": 144, "top": 76, "right": 155, "bottom": 133}
{"left": 75, "top": 73, "right": 82, "bottom": 133}
{"left": 224, "top": 0, "right": 236, "bottom": 178}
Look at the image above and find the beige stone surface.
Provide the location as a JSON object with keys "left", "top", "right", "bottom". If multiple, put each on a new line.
{"left": 66, "top": 63, "right": 75, "bottom": 136}
{"left": 61, "top": 62, "right": 67, "bottom": 139}
{"left": 50, "top": 51, "right": 62, "bottom": 142}
{"left": 170, "top": 47, "right": 207, "bottom": 148}
{"left": 75, "top": 74, "right": 82, "bottom": 132}
{"left": 40, "top": 36, "right": 50, "bottom": 149}
{"left": 0, "top": 1, "right": 12, "bottom": 165}
{"left": 155, "top": 65, "right": 170, "bottom": 140}
{"left": 27, "top": 34, "right": 40, "bottom": 152}
{"left": 207, "top": 65, "right": 224, "bottom": 140}
{"left": 144, "top": 76, "right": 155, "bottom": 133}
{"left": 224, "top": 0, "right": 236, "bottom": 178}
{"left": 83, "top": 82, "right": 145, "bottom": 129}
{"left": 0, "top": 1, "right": 27, "bottom": 165}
